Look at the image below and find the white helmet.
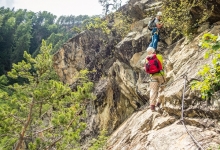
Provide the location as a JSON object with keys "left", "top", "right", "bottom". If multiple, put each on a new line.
{"left": 156, "top": 11, "right": 162, "bottom": 16}
{"left": 146, "top": 47, "right": 155, "bottom": 55}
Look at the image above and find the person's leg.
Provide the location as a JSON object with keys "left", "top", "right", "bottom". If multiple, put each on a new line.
{"left": 149, "top": 77, "right": 159, "bottom": 111}
{"left": 149, "top": 33, "right": 159, "bottom": 50}
{"left": 156, "top": 75, "right": 165, "bottom": 107}
{"left": 153, "top": 33, "right": 159, "bottom": 50}
{"left": 149, "top": 28, "right": 157, "bottom": 48}
{"left": 149, "top": 36, "right": 154, "bottom": 48}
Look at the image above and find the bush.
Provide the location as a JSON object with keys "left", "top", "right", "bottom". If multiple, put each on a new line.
{"left": 191, "top": 33, "right": 220, "bottom": 99}
{"left": 162, "top": 0, "right": 213, "bottom": 39}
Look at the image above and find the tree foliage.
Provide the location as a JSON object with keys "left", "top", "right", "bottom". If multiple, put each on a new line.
{"left": 111, "top": 12, "right": 132, "bottom": 39}
{"left": 73, "top": 11, "right": 131, "bottom": 40}
{"left": 88, "top": 130, "right": 108, "bottom": 150}
{"left": 191, "top": 33, "right": 220, "bottom": 99}
{"left": 0, "top": 4, "right": 131, "bottom": 75}
{"left": 0, "top": 40, "right": 95, "bottom": 149}
{"left": 162, "top": 0, "right": 213, "bottom": 38}
{"left": 80, "top": 17, "right": 111, "bottom": 34}
{"left": 12, "top": 21, "right": 32, "bottom": 64}
{"left": 0, "top": 7, "right": 91, "bottom": 75}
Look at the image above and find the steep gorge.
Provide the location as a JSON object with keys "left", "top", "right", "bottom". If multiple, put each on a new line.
{"left": 53, "top": 0, "right": 220, "bottom": 149}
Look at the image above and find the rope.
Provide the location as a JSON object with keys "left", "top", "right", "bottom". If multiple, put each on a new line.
{"left": 181, "top": 74, "right": 187, "bottom": 121}
{"left": 180, "top": 74, "right": 205, "bottom": 150}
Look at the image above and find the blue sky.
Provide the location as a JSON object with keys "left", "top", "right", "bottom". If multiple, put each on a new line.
{"left": 0, "top": 0, "right": 128, "bottom": 17}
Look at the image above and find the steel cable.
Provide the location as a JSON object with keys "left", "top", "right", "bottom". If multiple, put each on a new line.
{"left": 180, "top": 74, "right": 205, "bottom": 150}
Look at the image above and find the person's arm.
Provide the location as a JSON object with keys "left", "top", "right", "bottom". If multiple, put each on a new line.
{"left": 144, "top": 57, "right": 148, "bottom": 72}
{"left": 156, "top": 22, "right": 163, "bottom": 29}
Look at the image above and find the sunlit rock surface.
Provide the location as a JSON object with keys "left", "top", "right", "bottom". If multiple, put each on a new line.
{"left": 53, "top": 0, "right": 220, "bottom": 149}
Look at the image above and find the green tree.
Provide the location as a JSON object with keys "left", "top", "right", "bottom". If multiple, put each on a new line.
{"left": 0, "top": 9, "right": 15, "bottom": 74}
{"left": 45, "top": 33, "right": 66, "bottom": 54}
{"left": 0, "top": 40, "right": 94, "bottom": 149}
{"left": 0, "top": 7, "right": 92, "bottom": 75}
{"left": 14, "top": 9, "right": 26, "bottom": 26}
{"left": 30, "top": 11, "right": 58, "bottom": 55}
{"left": 12, "top": 21, "right": 32, "bottom": 64}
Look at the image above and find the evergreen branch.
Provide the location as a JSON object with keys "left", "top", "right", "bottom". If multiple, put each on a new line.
{"left": 14, "top": 100, "right": 34, "bottom": 150}
{"left": 34, "top": 126, "right": 53, "bottom": 135}
{"left": 66, "top": 109, "right": 83, "bottom": 130}
{"left": 43, "top": 109, "right": 84, "bottom": 149}
{"left": 4, "top": 138, "right": 17, "bottom": 149}
{"left": 45, "top": 136, "right": 63, "bottom": 150}
{"left": 48, "top": 109, "right": 83, "bottom": 144}
{"left": 0, "top": 133, "right": 17, "bottom": 138}
{"left": 40, "top": 108, "right": 52, "bottom": 119}
{"left": 11, "top": 115, "right": 25, "bottom": 124}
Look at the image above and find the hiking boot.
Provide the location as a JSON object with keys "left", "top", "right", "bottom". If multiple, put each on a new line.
{"left": 156, "top": 102, "right": 161, "bottom": 108}
{"left": 150, "top": 105, "right": 156, "bottom": 112}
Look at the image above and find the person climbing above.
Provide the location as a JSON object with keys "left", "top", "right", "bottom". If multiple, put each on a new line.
{"left": 154, "top": 11, "right": 163, "bottom": 28}
{"left": 148, "top": 11, "right": 163, "bottom": 31}
{"left": 149, "top": 21, "right": 163, "bottom": 50}
{"left": 144, "top": 47, "right": 165, "bottom": 112}
{"left": 148, "top": 11, "right": 163, "bottom": 51}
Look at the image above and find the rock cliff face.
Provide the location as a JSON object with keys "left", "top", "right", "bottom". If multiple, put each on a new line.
{"left": 106, "top": 25, "right": 220, "bottom": 149}
{"left": 53, "top": 0, "right": 220, "bottom": 149}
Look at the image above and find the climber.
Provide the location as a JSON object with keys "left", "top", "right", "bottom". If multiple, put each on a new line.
{"left": 148, "top": 11, "right": 163, "bottom": 51}
{"left": 144, "top": 47, "right": 165, "bottom": 112}
{"left": 155, "top": 11, "right": 163, "bottom": 26}
{"left": 148, "top": 21, "right": 163, "bottom": 50}
{"left": 148, "top": 11, "right": 163, "bottom": 30}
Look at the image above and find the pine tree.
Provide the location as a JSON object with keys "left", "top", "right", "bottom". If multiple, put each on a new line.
{"left": 0, "top": 40, "right": 94, "bottom": 150}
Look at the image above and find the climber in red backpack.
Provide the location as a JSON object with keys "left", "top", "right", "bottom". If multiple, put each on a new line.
{"left": 144, "top": 47, "right": 165, "bottom": 112}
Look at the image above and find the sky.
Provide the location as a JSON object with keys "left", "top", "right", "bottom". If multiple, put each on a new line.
{"left": 0, "top": 0, "right": 128, "bottom": 17}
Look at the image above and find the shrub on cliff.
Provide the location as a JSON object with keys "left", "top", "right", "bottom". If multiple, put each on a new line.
{"left": 162, "top": 0, "right": 213, "bottom": 39}
{"left": 191, "top": 33, "right": 220, "bottom": 100}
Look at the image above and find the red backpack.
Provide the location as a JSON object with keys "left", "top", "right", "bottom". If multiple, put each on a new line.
{"left": 145, "top": 54, "right": 162, "bottom": 74}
